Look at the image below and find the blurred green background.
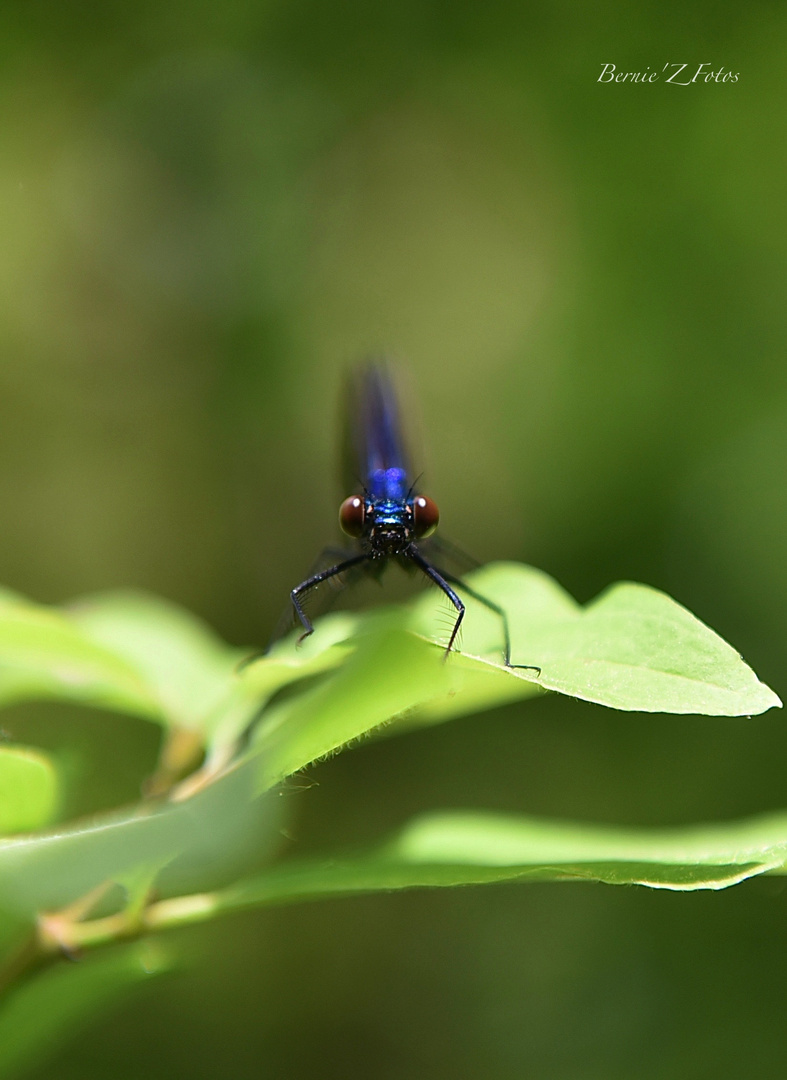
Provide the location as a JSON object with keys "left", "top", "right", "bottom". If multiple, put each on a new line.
{"left": 1, "top": 0, "right": 786, "bottom": 1076}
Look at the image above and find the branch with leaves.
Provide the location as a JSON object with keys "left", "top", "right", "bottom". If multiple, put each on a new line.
{"left": 0, "top": 563, "right": 780, "bottom": 1077}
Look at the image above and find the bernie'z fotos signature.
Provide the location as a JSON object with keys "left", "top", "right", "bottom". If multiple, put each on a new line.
{"left": 598, "top": 63, "right": 739, "bottom": 84}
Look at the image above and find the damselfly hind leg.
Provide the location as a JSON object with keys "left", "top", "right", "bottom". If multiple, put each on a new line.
{"left": 408, "top": 547, "right": 465, "bottom": 660}
{"left": 409, "top": 550, "right": 540, "bottom": 675}
{"left": 440, "top": 570, "right": 540, "bottom": 674}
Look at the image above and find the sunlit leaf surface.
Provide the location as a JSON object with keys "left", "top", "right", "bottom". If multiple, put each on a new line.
{"left": 68, "top": 591, "right": 246, "bottom": 732}
{"left": 410, "top": 563, "right": 781, "bottom": 715}
{"left": 0, "top": 747, "right": 58, "bottom": 835}
{"left": 215, "top": 612, "right": 360, "bottom": 750}
{"left": 213, "top": 809, "right": 787, "bottom": 909}
{"left": 0, "top": 594, "right": 159, "bottom": 719}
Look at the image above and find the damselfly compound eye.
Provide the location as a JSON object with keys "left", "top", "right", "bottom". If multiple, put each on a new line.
{"left": 339, "top": 496, "right": 366, "bottom": 537}
{"left": 412, "top": 495, "right": 439, "bottom": 538}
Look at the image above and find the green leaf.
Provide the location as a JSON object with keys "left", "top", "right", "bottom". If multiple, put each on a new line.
{"left": 0, "top": 754, "right": 281, "bottom": 917}
{"left": 0, "top": 942, "right": 170, "bottom": 1079}
{"left": 0, "top": 747, "right": 58, "bottom": 835}
{"left": 68, "top": 591, "right": 246, "bottom": 733}
{"left": 207, "top": 809, "right": 787, "bottom": 911}
{"left": 211, "top": 612, "right": 360, "bottom": 751}
{"left": 253, "top": 613, "right": 452, "bottom": 790}
{"left": 252, "top": 610, "right": 535, "bottom": 791}
{"left": 0, "top": 594, "right": 160, "bottom": 719}
{"left": 0, "top": 562, "right": 773, "bottom": 930}
{"left": 410, "top": 562, "right": 781, "bottom": 716}
{"left": 245, "top": 559, "right": 779, "bottom": 790}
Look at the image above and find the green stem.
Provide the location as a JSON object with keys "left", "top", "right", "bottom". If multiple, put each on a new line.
{"left": 143, "top": 892, "right": 221, "bottom": 932}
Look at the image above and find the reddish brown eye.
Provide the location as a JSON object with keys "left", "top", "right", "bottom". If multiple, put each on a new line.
{"left": 413, "top": 495, "right": 439, "bottom": 538}
{"left": 339, "top": 496, "right": 365, "bottom": 538}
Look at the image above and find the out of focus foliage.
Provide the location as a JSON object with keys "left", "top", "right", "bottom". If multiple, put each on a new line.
{"left": 0, "top": 0, "right": 785, "bottom": 1076}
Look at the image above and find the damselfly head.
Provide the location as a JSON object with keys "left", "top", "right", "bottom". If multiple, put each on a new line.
{"left": 339, "top": 489, "right": 440, "bottom": 549}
